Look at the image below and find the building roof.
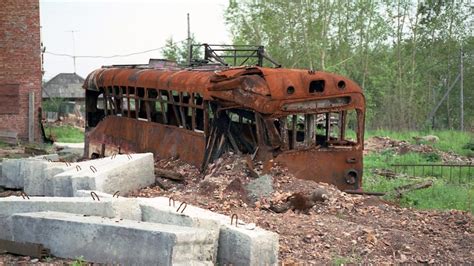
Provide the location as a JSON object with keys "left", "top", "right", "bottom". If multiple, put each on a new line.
{"left": 43, "top": 73, "right": 85, "bottom": 99}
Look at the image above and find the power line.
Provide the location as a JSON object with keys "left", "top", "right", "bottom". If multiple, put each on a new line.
{"left": 44, "top": 38, "right": 188, "bottom": 59}
{"left": 45, "top": 47, "right": 164, "bottom": 59}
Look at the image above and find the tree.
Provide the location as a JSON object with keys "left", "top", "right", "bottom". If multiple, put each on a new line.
{"left": 161, "top": 36, "right": 203, "bottom": 65}
{"left": 224, "top": 0, "right": 473, "bottom": 131}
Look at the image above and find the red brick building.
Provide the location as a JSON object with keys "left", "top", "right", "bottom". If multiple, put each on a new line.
{"left": 0, "top": 0, "right": 42, "bottom": 143}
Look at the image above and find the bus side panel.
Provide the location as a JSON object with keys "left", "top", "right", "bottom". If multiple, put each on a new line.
{"left": 274, "top": 149, "right": 363, "bottom": 190}
{"left": 86, "top": 116, "right": 206, "bottom": 166}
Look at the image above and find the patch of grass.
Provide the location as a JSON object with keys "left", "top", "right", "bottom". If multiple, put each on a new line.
{"left": 44, "top": 125, "right": 84, "bottom": 143}
{"left": 0, "top": 140, "right": 8, "bottom": 148}
{"left": 331, "top": 256, "right": 353, "bottom": 265}
{"left": 72, "top": 256, "right": 86, "bottom": 266}
{"left": 363, "top": 130, "right": 473, "bottom": 213}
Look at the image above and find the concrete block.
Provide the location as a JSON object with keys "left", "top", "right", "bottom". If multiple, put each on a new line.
{"left": 0, "top": 159, "right": 25, "bottom": 188}
{"left": 0, "top": 197, "right": 141, "bottom": 240}
{"left": 11, "top": 211, "right": 215, "bottom": 265}
{"left": 0, "top": 154, "right": 59, "bottom": 189}
{"left": 24, "top": 161, "right": 73, "bottom": 196}
{"left": 218, "top": 223, "right": 279, "bottom": 266}
{"left": 139, "top": 197, "right": 279, "bottom": 266}
{"left": 50, "top": 153, "right": 154, "bottom": 196}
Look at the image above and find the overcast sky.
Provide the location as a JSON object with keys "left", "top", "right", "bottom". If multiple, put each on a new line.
{"left": 40, "top": 0, "right": 230, "bottom": 80}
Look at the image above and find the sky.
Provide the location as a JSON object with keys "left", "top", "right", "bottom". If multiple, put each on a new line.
{"left": 40, "top": 0, "right": 231, "bottom": 80}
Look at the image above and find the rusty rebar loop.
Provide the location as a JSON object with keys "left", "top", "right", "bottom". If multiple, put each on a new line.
{"left": 64, "top": 162, "right": 71, "bottom": 167}
{"left": 90, "top": 165, "right": 97, "bottom": 173}
{"left": 113, "top": 191, "right": 120, "bottom": 198}
{"left": 75, "top": 165, "right": 82, "bottom": 172}
{"left": 90, "top": 192, "right": 100, "bottom": 201}
{"left": 169, "top": 197, "right": 175, "bottom": 207}
{"left": 20, "top": 191, "right": 30, "bottom": 200}
{"left": 126, "top": 154, "right": 132, "bottom": 160}
{"left": 176, "top": 202, "right": 187, "bottom": 213}
{"left": 47, "top": 159, "right": 52, "bottom": 162}
{"left": 231, "top": 214, "right": 238, "bottom": 227}
{"left": 111, "top": 153, "right": 117, "bottom": 160}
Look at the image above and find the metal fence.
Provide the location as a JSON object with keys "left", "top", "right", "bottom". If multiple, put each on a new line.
{"left": 391, "top": 163, "right": 473, "bottom": 185}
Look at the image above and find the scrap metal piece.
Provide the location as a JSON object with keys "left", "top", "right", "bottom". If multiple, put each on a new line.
{"left": 20, "top": 191, "right": 29, "bottom": 200}
{"left": 231, "top": 214, "right": 238, "bottom": 227}
{"left": 168, "top": 197, "right": 175, "bottom": 207}
{"left": 90, "top": 191, "right": 100, "bottom": 201}
{"left": 176, "top": 202, "right": 187, "bottom": 213}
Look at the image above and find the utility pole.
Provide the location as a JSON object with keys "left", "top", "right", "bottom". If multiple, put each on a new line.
{"left": 66, "top": 30, "right": 78, "bottom": 73}
{"left": 187, "top": 13, "right": 191, "bottom": 66}
{"left": 460, "top": 45, "right": 464, "bottom": 131}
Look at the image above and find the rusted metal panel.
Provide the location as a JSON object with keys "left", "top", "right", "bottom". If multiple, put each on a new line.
{"left": 87, "top": 116, "right": 205, "bottom": 166}
{"left": 274, "top": 148, "right": 363, "bottom": 190}
{"left": 84, "top": 67, "right": 364, "bottom": 111}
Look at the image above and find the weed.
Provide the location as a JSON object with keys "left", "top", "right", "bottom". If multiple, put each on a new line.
{"left": 72, "top": 256, "right": 86, "bottom": 266}
{"left": 332, "top": 255, "right": 353, "bottom": 265}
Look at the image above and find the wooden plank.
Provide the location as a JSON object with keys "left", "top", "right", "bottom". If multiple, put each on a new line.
{"left": 0, "top": 130, "right": 18, "bottom": 144}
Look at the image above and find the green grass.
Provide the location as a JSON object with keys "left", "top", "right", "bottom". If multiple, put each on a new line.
{"left": 363, "top": 130, "right": 473, "bottom": 213}
{"left": 0, "top": 140, "right": 8, "bottom": 148}
{"left": 44, "top": 125, "right": 84, "bottom": 143}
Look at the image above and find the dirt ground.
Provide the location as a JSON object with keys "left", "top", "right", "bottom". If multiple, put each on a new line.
{"left": 127, "top": 152, "right": 473, "bottom": 264}
{"left": 0, "top": 138, "right": 473, "bottom": 264}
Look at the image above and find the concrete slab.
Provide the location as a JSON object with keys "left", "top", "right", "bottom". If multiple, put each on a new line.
{"left": 50, "top": 153, "right": 154, "bottom": 196}
{"left": 0, "top": 197, "right": 141, "bottom": 240}
{"left": 0, "top": 154, "right": 59, "bottom": 189}
{"left": 11, "top": 211, "right": 215, "bottom": 265}
{"left": 139, "top": 197, "right": 279, "bottom": 266}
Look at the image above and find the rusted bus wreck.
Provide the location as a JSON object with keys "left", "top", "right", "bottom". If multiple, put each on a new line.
{"left": 83, "top": 49, "right": 365, "bottom": 191}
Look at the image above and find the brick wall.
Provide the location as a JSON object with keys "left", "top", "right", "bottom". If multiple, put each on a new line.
{"left": 0, "top": 0, "right": 42, "bottom": 142}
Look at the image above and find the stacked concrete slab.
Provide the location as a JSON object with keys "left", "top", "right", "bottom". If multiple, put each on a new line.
{"left": 0, "top": 197, "right": 141, "bottom": 241}
{"left": 139, "top": 197, "right": 279, "bottom": 265}
{"left": 0, "top": 196, "right": 279, "bottom": 265}
{"left": 11, "top": 211, "right": 215, "bottom": 265}
{"left": 0, "top": 153, "right": 155, "bottom": 197}
{"left": 0, "top": 154, "right": 58, "bottom": 189}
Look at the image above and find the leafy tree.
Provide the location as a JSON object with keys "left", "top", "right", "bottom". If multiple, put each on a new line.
{"left": 161, "top": 36, "right": 203, "bottom": 65}
{"left": 224, "top": 0, "right": 473, "bottom": 131}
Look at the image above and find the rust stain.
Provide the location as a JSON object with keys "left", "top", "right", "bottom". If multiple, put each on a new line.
{"left": 86, "top": 116, "right": 205, "bottom": 166}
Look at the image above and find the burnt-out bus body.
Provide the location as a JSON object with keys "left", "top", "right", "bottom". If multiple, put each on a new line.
{"left": 83, "top": 65, "right": 365, "bottom": 191}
